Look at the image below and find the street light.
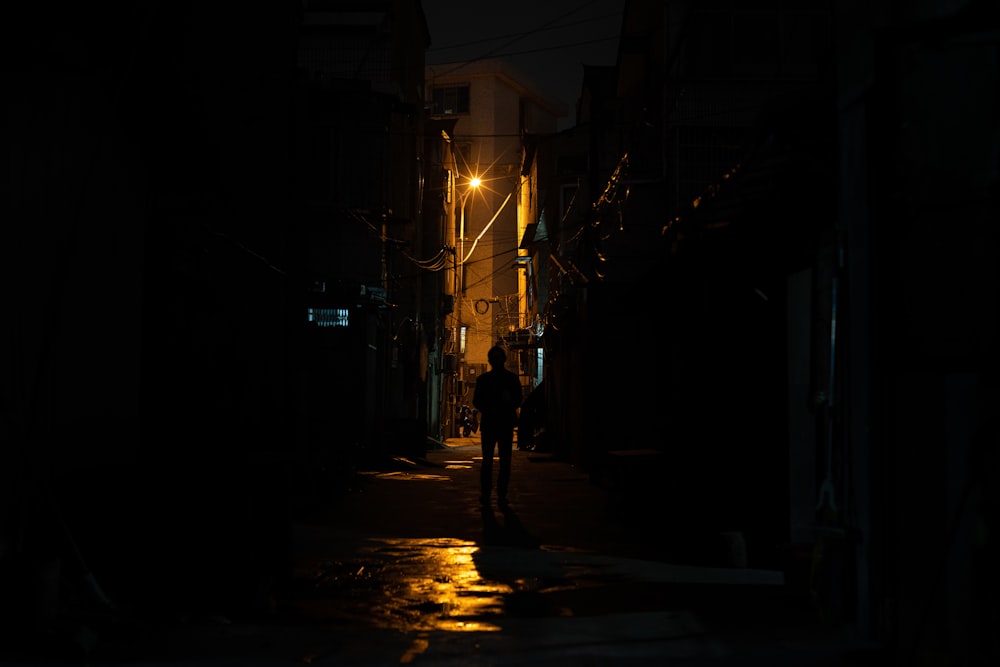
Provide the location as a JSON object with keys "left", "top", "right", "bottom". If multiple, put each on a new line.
{"left": 447, "top": 176, "right": 480, "bottom": 438}
{"left": 457, "top": 176, "right": 480, "bottom": 330}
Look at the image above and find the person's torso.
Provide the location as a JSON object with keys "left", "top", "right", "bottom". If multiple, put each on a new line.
{"left": 474, "top": 370, "right": 521, "bottom": 427}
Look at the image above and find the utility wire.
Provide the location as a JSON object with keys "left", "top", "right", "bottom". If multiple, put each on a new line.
{"left": 472, "top": 36, "right": 619, "bottom": 59}
{"left": 429, "top": 11, "right": 622, "bottom": 53}
{"left": 429, "top": 35, "right": 618, "bottom": 67}
{"left": 460, "top": 237, "right": 525, "bottom": 292}
{"left": 430, "top": 0, "right": 605, "bottom": 78}
{"left": 403, "top": 246, "right": 453, "bottom": 272}
{"left": 463, "top": 189, "right": 514, "bottom": 264}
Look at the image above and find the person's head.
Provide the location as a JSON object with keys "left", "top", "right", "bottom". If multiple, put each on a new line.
{"left": 487, "top": 346, "right": 506, "bottom": 368}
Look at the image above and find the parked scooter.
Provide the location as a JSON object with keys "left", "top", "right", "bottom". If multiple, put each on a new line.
{"left": 457, "top": 404, "right": 478, "bottom": 437}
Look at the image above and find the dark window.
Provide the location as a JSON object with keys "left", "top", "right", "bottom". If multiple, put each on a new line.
{"left": 684, "top": 11, "right": 733, "bottom": 78}
{"left": 734, "top": 12, "right": 779, "bottom": 73}
{"left": 557, "top": 154, "right": 587, "bottom": 175}
{"left": 303, "top": 125, "right": 333, "bottom": 200}
{"left": 432, "top": 85, "right": 470, "bottom": 115}
{"left": 455, "top": 142, "right": 473, "bottom": 169}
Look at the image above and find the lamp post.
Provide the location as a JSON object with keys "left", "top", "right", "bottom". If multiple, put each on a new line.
{"left": 449, "top": 176, "right": 479, "bottom": 438}
{"left": 456, "top": 176, "right": 480, "bottom": 335}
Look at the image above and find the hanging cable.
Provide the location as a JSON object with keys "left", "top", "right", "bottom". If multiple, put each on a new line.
{"left": 403, "top": 246, "right": 453, "bottom": 272}
{"left": 429, "top": 0, "right": 605, "bottom": 78}
{"left": 429, "top": 12, "right": 622, "bottom": 54}
{"left": 463, "top": 189, "right": 514, "bottom": 264}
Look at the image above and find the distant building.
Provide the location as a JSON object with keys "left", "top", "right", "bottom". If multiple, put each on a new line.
{"left": 425, "top": 58, "right": 565, "bottom": 433}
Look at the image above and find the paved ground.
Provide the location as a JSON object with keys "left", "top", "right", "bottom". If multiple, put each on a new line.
{"left": 0, "top": 438, "right": 887, "bottom": 666}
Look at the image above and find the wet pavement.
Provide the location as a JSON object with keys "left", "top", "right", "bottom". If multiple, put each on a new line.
{"left": 2, "top": 438, "right": 884, "bottom": 666}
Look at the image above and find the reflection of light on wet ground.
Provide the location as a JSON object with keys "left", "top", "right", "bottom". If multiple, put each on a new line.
{"left": 285, "top": 535, "right": 774, "bottom": 663}
{"left": 359, "top": 459, "right": 474, "bottom": 476}
{"left": 361, "top": 471, "right": 452, "bottom": 481}
{"left": 381, "top": 538, "right": 510, "bottom": 632}
{"left": 309, "top": 537, "right": 511, "bottom": 633}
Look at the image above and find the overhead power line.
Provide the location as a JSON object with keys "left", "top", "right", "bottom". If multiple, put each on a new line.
{"left": 477, "top": 35, "right": 619, "bottom": 59}
{"left": 428, "top": 11, "right": 622, "bottom": 53}
{"left": 430, "top": 0, "right": 608, "bottom": 78}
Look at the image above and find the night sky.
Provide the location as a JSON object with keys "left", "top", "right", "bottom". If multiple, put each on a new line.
{"left": 422, "top": 0, "right": 626, "bottom": 130}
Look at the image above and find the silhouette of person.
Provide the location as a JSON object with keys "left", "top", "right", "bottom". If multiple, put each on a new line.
{"left": 473, "top": 346, "right": 523, "bottom": 506}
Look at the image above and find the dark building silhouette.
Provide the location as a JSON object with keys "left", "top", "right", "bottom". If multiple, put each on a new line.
{"left": 2, "top": 0, "right": 440, "bottom": 624}
{"left": 529, "top": 0, "right": 1000, "bottom": 660}
{"left": 3, "top": 1, "right": 999, "bottom": 663}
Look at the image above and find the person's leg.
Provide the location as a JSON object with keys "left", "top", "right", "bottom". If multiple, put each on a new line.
{"left": 480, "top": 430, "right": 496, "bottom": 503}
{"left": 496, "top": 428, "right": 514, "bottom": 503}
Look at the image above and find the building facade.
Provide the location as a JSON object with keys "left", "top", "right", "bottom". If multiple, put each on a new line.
{"left": 532, "top": 0, "right": 1000, "bottom": 661}
{"left": 425, "top": 58, "right": 565, "bottom": 436}
{"left": 293, "top": 0, "right": 433, "bottom": 463}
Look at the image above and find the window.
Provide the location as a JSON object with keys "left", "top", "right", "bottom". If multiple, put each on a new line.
{"left": 678, "top": 3, "right": 828, "bottom": 80}
{"left": 432, "top": 85, "right": 470, "bottom": 115}
{"left": 307, "top": 307, "right": 349, "bottom": 328}
{"left": 733, "top": 11, "right": 779, "bottom": 74}
{"left": 454, "top": 142, "right": 473, "bottom": 170}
